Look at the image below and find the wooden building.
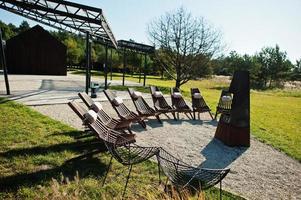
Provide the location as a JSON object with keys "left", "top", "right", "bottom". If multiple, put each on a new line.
{"left": 6, "top": 25, "right": 66, "bottom": 75}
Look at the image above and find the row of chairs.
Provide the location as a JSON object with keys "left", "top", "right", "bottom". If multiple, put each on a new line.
{"left": 80, "top": 87, "right": 232, "bottom": 133}
{"left": 152, "top": 86, "right": 233, "bottom": 120}
{"left": 67, "top": 90, "right": 230, "bottom": 199}
{"left": 151, "top": 86, "right": 213, "bottom": 120}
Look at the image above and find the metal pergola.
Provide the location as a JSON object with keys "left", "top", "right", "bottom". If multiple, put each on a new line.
{"left": 117, "top": 40, "right": 155, "bottom": 86}
{"left": 0, "top": 0, "right": 117, "bottom": 94}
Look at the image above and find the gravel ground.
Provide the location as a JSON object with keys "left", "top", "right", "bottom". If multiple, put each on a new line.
{"left": 31, "top": 98, "right": 301, "bottom": 200}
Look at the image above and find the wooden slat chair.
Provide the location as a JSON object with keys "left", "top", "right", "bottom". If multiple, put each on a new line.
{"left": 191, "top": 88, "right": 214, "bottom": 120}
{"left": 150, "top": 86, "right": 176, "bottom": 120}
{"left": 78, "top": 92, "right": 133, "bottom": 133}
{"left": 214, "top": 90, "right": 232, "bottom": 119}
{"left": 67, "top": 101, "right": 136, "bottom": 159}
{"left": 103, "top": 89, "right": 147, "bottom": 129}
{"left": 170, "top": 87, "right": 193, "bottom": 119}
{"left": 72, "top": 103, "right": 160, "bottom": 198}
{"left": 157, "top": 148, "right": 230, "bottom": 200}
{"left": 127, "top": 88, "right": 162, "bottom": 123}
{"left": 68, "top": 101, "right": 135, "bottom": 139}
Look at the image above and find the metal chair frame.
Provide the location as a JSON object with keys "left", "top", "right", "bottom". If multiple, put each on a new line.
{"left": 68, "top": 101, "right": 160, "bottom": 198}
{"left": 157, "top": 148, "right": 230, "bottom": 200}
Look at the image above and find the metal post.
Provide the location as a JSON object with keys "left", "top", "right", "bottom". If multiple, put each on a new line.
{"left": 220, "top": 179, "right": 222, "bottom": 200}
{"left": 110, "top": 48, "right": 113, "bottom": 81}
{"left": 104, "top": 44, "right": 108, "bottom": 89}
{"left": 0, "top": 29, "right": 10, "bottom": 95}
{"left": 122, "top": 48, "right": 126, "bottom": 86}
{"left": 85, "top": 32, "right": 90, "bottom": 94}
{"left": 143, "top": 53, "right": 147, "bottom": 86}
{"left": 88, "top": 39, "right": 92, "bottom": 87}
{"left": 139, "top": 53, "right": 142, "bottom": 83}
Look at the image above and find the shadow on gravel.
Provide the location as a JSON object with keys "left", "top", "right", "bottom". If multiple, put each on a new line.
{"left": 199, "top": 139, "right": 248, "bottom": 169}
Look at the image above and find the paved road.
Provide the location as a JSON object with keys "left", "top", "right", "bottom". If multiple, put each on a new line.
{"left": 0, "top": 73, "right": 147, "bottom": 105}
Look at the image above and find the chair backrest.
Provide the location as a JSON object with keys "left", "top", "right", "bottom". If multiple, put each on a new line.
{"left": 150, "top": 86, "right": 170, "bottom": 109}
{"left": 170, "top": 87, "right": 188, "bottom": 108}
{"left": 68, "top": 101, "right": 120, "bottom": 143}
{"left": 78, "top": 92, "right": 94, "bottom": 107}
{"left": 78, "top": 92, "right": 112, "bottom": 124}
{"left": 158, "top": 148, "right": 230, "bottom": 190}
{"left": 150, "top": 86, "right": 157, "bottom": 94}
{"left": 103, "top": 89, "right": 132, "bottom": 118}
{"left": 157, "top": 148, "right": 198, "bottom": 185}
{"left": 191, "top": 88, "right": 208, "bottom": 109}
{"left": 68, "top": 101, "right": 88, "bottom": 120}
{"left": 128, "top": 88, "right": 152, "bottom": 112}
{"left": 217, "top": 90, "right": 232, "bottom": 110}
{"left": 191, "top": 88, "right": 200, "bottom": 95}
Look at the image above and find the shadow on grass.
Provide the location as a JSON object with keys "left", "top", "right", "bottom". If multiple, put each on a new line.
{"left": 0, "top": 130, "right": 109, "bottom": 192}
{"left": 0, "top": 137, "right": 106, "bottom": 159}
{"left": 48, "top": 130, "right": 95, "bottom": 139}
{"left": 0, "top": 156, "right": 107, "bottom": 192}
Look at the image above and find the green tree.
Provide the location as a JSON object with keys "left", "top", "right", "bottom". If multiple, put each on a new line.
{"left": 0, "top": 20, "right": 16, "bottom": 40}
{"left": 148, "top": 7, "right": 222, "bottom": 88}
{"left": 63, "top": 37, "right": 82, "bottom": 65}
{"left": 291, "top": 58, "right": 301, "bottom": 81}
{"left": 257, "top": 45, "right": 293, "bottom": 87}
{"left": 17, "top": 20, "right": 30, "bottom": 33}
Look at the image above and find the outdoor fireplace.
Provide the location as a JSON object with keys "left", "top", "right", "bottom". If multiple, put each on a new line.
{"left": 214, "top": 70, "right": 250, "bottom": 147}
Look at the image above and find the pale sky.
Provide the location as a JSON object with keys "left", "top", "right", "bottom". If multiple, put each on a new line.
{"left": 0, "top": 0, "right": 300, "bottom": 62}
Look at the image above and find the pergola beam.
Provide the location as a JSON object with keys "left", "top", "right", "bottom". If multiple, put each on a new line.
{"left": 0, "top": 0, "right": 117, "bottom": 47}
{"left": 117, "top": 40, "right": 154, "bottom": 87}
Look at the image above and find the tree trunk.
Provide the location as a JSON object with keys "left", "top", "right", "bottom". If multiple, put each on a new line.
{"left": 175, "top": 79, "right": 181, "bottom": 89}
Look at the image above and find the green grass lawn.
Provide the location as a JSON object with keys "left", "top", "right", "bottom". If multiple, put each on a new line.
{"left": 0, "top": 98, "right": 243, "bottom": 199}
{"left": 71, "top": 70, "right": 301, "bottom": 162}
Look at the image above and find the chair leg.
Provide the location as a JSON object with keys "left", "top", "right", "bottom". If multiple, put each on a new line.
{"left": 209, "top": 111, "right": 214, "bottom": 120}
{"left": 102, "top": 155, "right": 113, "bottom": 186}
{"left": 172, "top": 112, "right": 177, "bottom": 120}
{"left": 122, "top": 164, "right": 133, "bottom": 198}
{"left": 127, "top": 128, "right": 133, "bottom": 134}
{"left": 184, "top": 112, "right": 190, "bottom": 119}
{"left": 214, "top": 111, "right": 218, "bottom": 120}
{"left": 175, "top": 186, "right": 183, "bottom": 200}
{"left": 177, "top": 112, "right": 179, "bottom": 119}
{"left": 157, "top": 160, "right": 161, "bottom": 184}
{"left": 189, "top": 112, "right": 193, "bottom": 119}
{"left": 156, "top": 115, "right": 162, "bottom": 124}
{"left": 164, "top": 113, "right": 171, "bottom": 119}
{"left": 198, "top": 112, "right": 200, "bottom": 120}
{"left": 164, "top": 177, "right": 169, "bottom": 192}
{"left": 193, "top": 111, "right": 196, "bottom": 120}
{"left": 220, "top": 179, "right": 223, "bottom": 200}
{"left": 138, "top": 120, "right": 146, "bottom": 129}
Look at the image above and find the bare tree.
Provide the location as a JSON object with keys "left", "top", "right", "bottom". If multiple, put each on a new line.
{"left": 148, "top": 7, "right": 222, "bottom": 88}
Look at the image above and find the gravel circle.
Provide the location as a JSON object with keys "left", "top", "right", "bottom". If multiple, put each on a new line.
{"left": 31, "top": 98, "right": 301, "bottom": 200}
